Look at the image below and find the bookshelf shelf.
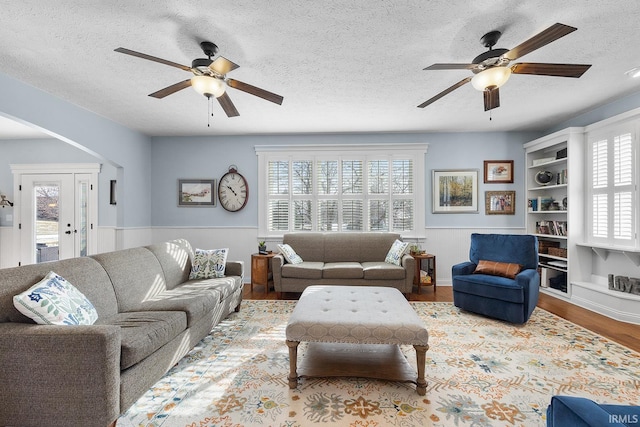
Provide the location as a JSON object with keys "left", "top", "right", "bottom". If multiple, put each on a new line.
{"left": 525, "top": 128, "right": 585, "bottom": 297}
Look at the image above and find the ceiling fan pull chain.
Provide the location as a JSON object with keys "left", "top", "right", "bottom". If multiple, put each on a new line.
{"left": 207, "top": 96, "right": 212, "bottom": 127}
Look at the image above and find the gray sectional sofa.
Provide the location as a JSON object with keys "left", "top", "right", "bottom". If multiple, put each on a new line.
{"left": 272, "top": 232, "right": 415, "bottom": 295}
{"left": 0, "top": 238, "right": 243, "bottom": 427}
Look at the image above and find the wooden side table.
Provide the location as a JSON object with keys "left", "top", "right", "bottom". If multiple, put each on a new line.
{"left": 251, "top": 252, "right": 276, "bottom": 291}
{"left": 411, "top": 253, "right": 436, "bottom": 294}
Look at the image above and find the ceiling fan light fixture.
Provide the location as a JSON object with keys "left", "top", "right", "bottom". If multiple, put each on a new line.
{"left": 191, "top": 75, "right": 226, "bottom": 98}
{"left": 471, "top": 67, "right": 512, "bottom": 91}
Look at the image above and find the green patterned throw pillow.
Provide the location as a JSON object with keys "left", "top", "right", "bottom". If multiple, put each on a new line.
{"left": 385, "top": 239, "right": 409, "bottom": 266}
{"left": 13, "top": 271, "right": 98, "bottom": 325}
{"left": 189, "top": 248, "right": 229, "bottom": 279}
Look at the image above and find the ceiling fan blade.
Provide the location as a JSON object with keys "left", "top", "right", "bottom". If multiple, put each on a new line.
{"left": 483, "top": 87, "right": 500, "bottom": 111}
{"left": 217, "top": 92, "right": 240, "bottom": 117}
{"left": 227, "top": 79, "right": 284, "bottom": 105}
{"left": 424, "top": 63, "right": 477, "bottom": 71}
{"left": 417, "top": 77, "right": 472, "bottom": 108}
{"left": 502, "top": 23, "right": 577, "bottom": 61}
{"left": 114, "top": 47, "right": 192, "bottom": 72}
{"left": 148, "top": 79, "right": 192, "bottom": 98}
{"left": 511, "top": 62, "right": 591, "bottom": 78}
{"left": 209, "top": 57, "right": 240, "bottom": 75}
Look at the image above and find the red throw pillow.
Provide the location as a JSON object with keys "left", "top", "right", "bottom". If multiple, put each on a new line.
{"left": 474, "top": 260, "right": 522, "bottom": 279}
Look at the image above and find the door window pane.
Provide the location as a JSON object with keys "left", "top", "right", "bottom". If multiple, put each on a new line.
{"left": 35, "top": 183, "right": 60, "bottom": 263}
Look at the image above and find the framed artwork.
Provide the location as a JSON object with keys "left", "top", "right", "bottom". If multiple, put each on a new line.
{"left": 178, "top": 179, "right": 216, "bottom": 206}
{"left": 432, "top": 169, "right": 479, "bottom": 213}
{"left": 485, "top": 190, "right": 516, "bottom": 215}
{"left": 484, "top": 160, "right": 514, "bottom": 183}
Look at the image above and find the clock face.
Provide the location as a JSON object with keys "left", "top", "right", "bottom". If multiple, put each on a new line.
{"left": 218, "top": 171, "right": 248, "bottom": 212}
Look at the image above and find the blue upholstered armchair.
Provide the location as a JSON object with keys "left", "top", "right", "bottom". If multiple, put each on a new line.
{"left": 547, "top": 396, "right": 640, "bottom": 426}
{"left": 451, "top": 233, "right": 540, "bottom": 323}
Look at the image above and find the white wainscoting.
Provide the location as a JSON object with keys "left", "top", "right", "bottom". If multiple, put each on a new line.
{"left": 0, "top": 226, "right": 17, "bottom": 268}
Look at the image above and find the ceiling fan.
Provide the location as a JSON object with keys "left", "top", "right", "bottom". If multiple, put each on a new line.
{"left": 418, "top": 23, "right": 591, "bottom": 112}
{"left": 114, "top": 41, "right": 283, "bottom": 118}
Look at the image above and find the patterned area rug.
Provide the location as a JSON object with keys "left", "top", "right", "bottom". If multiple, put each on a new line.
{"left": 117, "top": 300, "right": 640, "bottom": 427}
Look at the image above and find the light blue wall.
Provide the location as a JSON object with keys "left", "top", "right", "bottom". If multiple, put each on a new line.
{"left": 0, "top": 72, "right": 152, "bottom": 228}
{"left": 151, "top": 132, "right": 538, "bottom": 228}
{"left": 545, "top": 89, "right": 640, "bottom": 133}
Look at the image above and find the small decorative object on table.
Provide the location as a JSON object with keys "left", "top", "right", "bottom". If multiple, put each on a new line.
{"left": 409, "top": 244, "right": 425, "bottom": 256}
{"left": 258, "top": 241, "right": 267, "bottom": 254}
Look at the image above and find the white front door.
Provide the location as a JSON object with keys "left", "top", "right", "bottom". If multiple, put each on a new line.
{"left": 12, "top": 164, "right": 99, "bottom": 266}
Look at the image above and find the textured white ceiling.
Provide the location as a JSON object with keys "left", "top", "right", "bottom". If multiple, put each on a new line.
{"left": 1, "top": 1, "right": 639, "bottom": 137}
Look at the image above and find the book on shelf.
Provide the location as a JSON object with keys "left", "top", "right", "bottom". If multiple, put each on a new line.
{"left": 528, "top": 198, "right": 538, "bottom": 212}
{"left": 537, "top": 196, "right": 554, "bottom": 211}
{"left": 536, "top": 220, "right": 567, "bottom": 236}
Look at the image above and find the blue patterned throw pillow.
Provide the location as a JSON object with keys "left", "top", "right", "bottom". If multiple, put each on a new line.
{"left": 385, "top": 239, "right": 409, "bottom": 266}
{"left": 277, "top": 244, "right": 303, "bottom": 264}
{"left": 13, "top": 271, "right": 98, "bottom": 325}
{"left": 189, "top": 248, "right": 229, "bottom": 279}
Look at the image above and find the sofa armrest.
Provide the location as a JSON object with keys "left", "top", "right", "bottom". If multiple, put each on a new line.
{"left": 547, "top": 395, "right": 629, "bottom": 427}
{"left": 401, "top": 254, "right": 416, "bottom": 288}
{"left": 272, "top": 254, "right": 284, "bottom": 290}
{"left": 225, "top": 260, "right": 244, "bottom": 278}
{"left": 452, "top": 261, "right": 476, "bottom": 276}
{"left": 0, "top": 322, "right": 121, "bottom": 426}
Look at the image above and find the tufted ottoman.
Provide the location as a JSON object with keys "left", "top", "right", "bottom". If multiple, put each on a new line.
{"left": 285, "top": 285, "right": 429, "bottom": 395}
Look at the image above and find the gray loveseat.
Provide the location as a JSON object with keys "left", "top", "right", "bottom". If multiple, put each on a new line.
{"left": 0, "top": 238, "right": 243, "bottom": 427}
{"left": 272, "top": 232, "right": 415, "bottom": 295}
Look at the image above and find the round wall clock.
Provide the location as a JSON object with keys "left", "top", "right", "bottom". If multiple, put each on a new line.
{"left": 218, "top": 166, "right": 248, "bottom": 212}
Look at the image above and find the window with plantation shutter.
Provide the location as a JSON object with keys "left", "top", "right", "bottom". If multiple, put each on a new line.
{"left": 256, "top": 144, "right": 427, "bottom": 237}
{"left": 587, "top": 129, "right": 637, "bottom": 247}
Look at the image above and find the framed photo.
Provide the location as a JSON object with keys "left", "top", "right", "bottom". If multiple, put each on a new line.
{"left": 484, "top": 160, "right": 514, "bottom": 183}
{"left": 485, "top": 190, "right": 516, "bottom": 215}
{"left": 432, "top": 169, "right": 479, "bottom": 213}
{"left": 178, "top": 179, "right": 216, "bottom": 206}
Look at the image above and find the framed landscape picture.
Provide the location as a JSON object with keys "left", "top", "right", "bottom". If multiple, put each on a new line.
{"left": 432, "top": 169, "right": 479, "bottom": 213}
{"left": 485, "top": 190, "right": 516, "bottom": 215}
{"left": 484, "top": 160, "right": 514, "bottom": 183}
{"left": 178, "top": 179, "right": 216, "bottom": 206}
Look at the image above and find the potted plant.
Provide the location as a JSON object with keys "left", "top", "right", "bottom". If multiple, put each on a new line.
{"left": 258, "top": 241, "right": 267, "bottom": 254}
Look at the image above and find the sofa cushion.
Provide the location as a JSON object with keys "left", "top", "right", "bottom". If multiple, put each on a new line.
{"left": 91, "top": 247, "right": 168, "bottom": 313}
{"left": 281, "top": 262, "right": 324, "bottom": 279}
{"left": 98, "top": 311, "right": 186, "bottom": 369}
{"left": 322, "top": 262, "right": 364, "bottom": 279}
{"left": 278, "top": 243, "right": 303, "bottom": 264}
{"left": 13, "top": 271, "right": 99, "bottom": 326}
{"left": 181, "top": 276, "right": 241, "bottom": 301}
{"left": 452, "top": 274, "right": 525, "bottom": 303}
{"left": 146, "top": 239, "right": 194, "bottom": 289}
{"left": 385, "top": 239, "right": 409, "bottom": 265}
{"left": 189, "top": 248, "right": 229, "bottom": 279}
{"left": 134, "top": 287, "right": 219, "bottom": 326}
{"left": 0, "top": 257, "right": 119, "bottom": 323}
{"left": 474, "top": 260, "right": 522, "bottom": 279}
{"left": 361, "top": 262, "right": 406, "bottom": 280}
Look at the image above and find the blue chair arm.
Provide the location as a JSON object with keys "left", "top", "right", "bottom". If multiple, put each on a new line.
{"left": 452, "top": 261, "right": 476, "bottom": 276}
{"left": 515, "top": 268, "right": 538, "bottom": 285}
{"left": 547, "top": 396, "right": 631, "bottom": 427}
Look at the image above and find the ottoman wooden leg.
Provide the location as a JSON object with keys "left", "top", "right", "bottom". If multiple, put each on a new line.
{"left": 286, "top": 340, "right": 299, "bottom": 389}
{"left": 414, "top": 344, "right": 429, "bottom": 395}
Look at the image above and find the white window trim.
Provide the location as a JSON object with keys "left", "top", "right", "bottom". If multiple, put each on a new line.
{"left": 255, "top": 143, "right": 428, "bottom": 239}
{"left": 585, "top": 120, "right": 639, "bottom": 249}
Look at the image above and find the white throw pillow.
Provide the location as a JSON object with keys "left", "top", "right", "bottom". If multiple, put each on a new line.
{"left": 278, "top": 243, "right": 303, "bottom": 264}
{"left": 189, "top": 248, "right": 229, "bottom": 279}
{"left": 13, "top": 271, "right": 98, "bottom": 325}
{"left": 385, "top": 239, "right": 409, "bottom": 265}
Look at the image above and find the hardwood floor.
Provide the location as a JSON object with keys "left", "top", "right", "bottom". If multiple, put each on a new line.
{"left": 243, "top": 284, "right": 640, "bottom": 353}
